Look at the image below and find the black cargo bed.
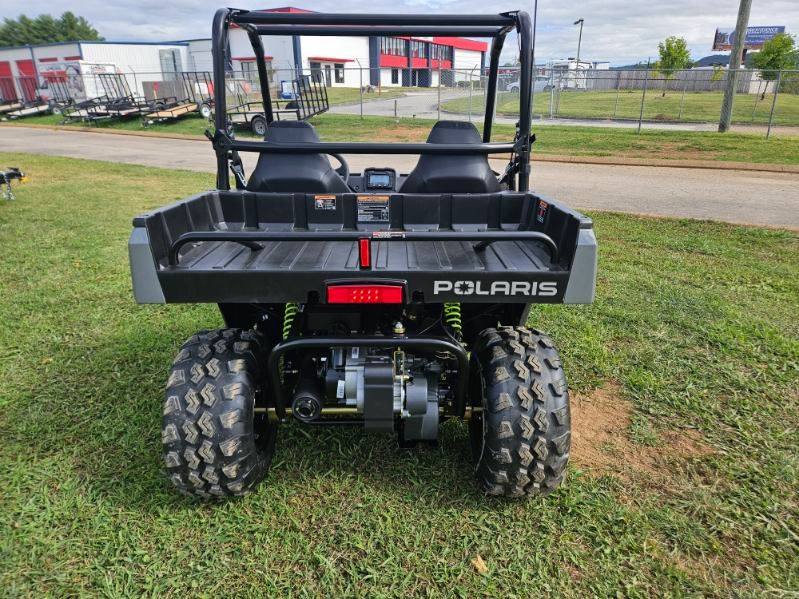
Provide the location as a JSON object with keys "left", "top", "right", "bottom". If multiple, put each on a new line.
{"left": 130, "top": 190, "right": 594, "bottom": 304}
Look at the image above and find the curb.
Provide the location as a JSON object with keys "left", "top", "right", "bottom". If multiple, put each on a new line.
{"left": 529, "top": 154, "right": 799, "bottom": 174}
{"left": 0, "top": 122, "right": 205, "bottom": 143}
{"left": 1, "top": 122, "right": 797, "bottom": 174}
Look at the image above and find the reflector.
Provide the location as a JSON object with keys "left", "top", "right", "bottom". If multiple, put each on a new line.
{"left": 359, "top": 238, "right": 371, "bottom": 269}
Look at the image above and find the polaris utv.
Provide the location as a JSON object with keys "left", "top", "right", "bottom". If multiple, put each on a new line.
{"left": 129, "top": 8, "right": 597, "bottom": 499}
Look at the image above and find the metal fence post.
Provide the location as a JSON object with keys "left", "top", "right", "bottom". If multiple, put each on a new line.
{"left": 555, "top": 73, "right": 561, "bottom": 115}
{"left": 637, "top": 60, "right": 651, "bottom": 134}
{"left": 751, "top": 76, "right": 763, "bottom": 122}
{"left": 468, "top": 66, "right": 476, "bottom": 122}
{"left": 393, "top": 98, "right": 398, "bottom": 121}
{"left": 766, "top": 69, "right": 782, "bottom": 139}
{"left": 355, "top": 60, "right": 363, "bottom": 120}
{"left": 612, "top": 70, "right": 621, "bottom": 119}
{"left": 678, "top": 78, "right": 688, "bottom": 120}
{"left": 437, "top": 63, "right": 442, "bottom": 121}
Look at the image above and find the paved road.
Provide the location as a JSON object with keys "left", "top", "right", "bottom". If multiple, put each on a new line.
{"left": 2, "top": 126, "right": 797, "bottom": 228}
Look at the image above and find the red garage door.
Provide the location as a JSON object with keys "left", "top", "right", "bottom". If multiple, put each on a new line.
{"left": 0, "top": 61, "right": 16, "bottom": 101}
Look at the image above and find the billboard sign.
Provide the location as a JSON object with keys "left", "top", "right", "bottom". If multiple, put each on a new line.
{"left": 713, "top": 26, "right": 786, "bottom": 51}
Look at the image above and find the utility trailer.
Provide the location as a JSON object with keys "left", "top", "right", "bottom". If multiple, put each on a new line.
{"left": 225, "top": 72, "right": 329, "bottom": 135}
{"left": 130, "top": 8, "right": 597, "bottom": 500}
{"left": 142, "top": 101, "right": 197, "bottom": 126}
{"left": 182, "top": 71, "right": 215, "bottom": 119}
{"left": 142, "top": 76, "right": 215, "bottom": 126}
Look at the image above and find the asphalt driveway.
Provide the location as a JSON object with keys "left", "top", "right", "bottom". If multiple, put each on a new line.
{"left": 2, "top": 126, "right": 797, "bottom": 228}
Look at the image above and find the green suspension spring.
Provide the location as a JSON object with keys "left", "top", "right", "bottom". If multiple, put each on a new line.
{"left": 282, "top": 303, "right": 299, "bottom": 339}
{"left": 443, "top": 303, "right": 463, "bottom": 340}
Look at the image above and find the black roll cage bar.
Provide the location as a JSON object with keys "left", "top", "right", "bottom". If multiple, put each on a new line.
{"left": 210, "top": 8, "right": 536, "bottom": 191}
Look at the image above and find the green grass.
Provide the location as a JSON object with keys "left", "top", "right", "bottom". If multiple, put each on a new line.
{"left": 442, "top": 89, "right": 799, "bottom": 126}
{"left": 9, "top": 112, "right": 799, "bottom": 165}
{"left": 326, "top": 86, "right": 412, "bottom": 105}
{"left": 1, "top": 153, "right": 797, "bottom": 595}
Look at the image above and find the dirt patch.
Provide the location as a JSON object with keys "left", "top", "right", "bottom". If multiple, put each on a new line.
{"left": 570, "top": 383, "right": 713, "bottom": 479}
{"left": 368, "top": 126, "right": 429, "bottom": 143}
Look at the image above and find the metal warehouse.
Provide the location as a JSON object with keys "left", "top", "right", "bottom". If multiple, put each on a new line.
{"left": 0, "top": 6, "right": 487, "bottom": 105}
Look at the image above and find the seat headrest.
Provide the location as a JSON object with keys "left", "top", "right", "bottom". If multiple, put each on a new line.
{"left": 265, "top": 120, "right": 321, "bottom": 143}
{"left": 426, "top": 121, "right": 482, "bottom": 144}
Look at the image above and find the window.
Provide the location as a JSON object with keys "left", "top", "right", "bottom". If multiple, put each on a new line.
{"left": 410, "top": 41, "right": 427, "bottom": 58}
{"left": 334, "top": 63, "right": 345, "bottom": 84}
{"left": 430, "top": 44, "right": 452, "bottom": 62}
{"left": 310, "top": 61, "right": 322, "bottom": 81}
{"left": 240, "top": 61, "right": 257, "bottom": 83}
{"left": 381, "top": 36, "right": 407, "bottom": 56}
{"left": 391, "top": 68, "right": 399, "bottom": 84}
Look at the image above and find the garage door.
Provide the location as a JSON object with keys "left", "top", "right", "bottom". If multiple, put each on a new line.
{"left": 0, "top": 61, "right": 16, "bottom": 101}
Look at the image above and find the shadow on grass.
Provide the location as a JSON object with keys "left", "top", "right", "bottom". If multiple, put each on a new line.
{"left": 6, "top": 325, "right": 501, "bottom": 514}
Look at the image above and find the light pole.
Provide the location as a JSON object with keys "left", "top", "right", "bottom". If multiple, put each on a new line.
{"left": 574, "top": 19, "right": 584, "bottom": 64}
{"left": 574, "top": 19, "right": 584, "bottom": 89}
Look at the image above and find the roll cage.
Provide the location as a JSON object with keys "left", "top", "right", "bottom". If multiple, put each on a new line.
{"left": 209, "top": 8, "right": 537, "bottom": 191}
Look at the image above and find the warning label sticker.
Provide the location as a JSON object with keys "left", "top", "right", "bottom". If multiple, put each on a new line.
{"left": 357, "top": 195, "right": 389, "bottom": 222}
{"left": 314, "top": 195, "right": 337, "bottom": 210}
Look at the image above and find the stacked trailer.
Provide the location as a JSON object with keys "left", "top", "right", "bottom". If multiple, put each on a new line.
{"left": 97, "top": 73, "right": 151, "bottom": 118}
{"left": 0, "top": 76, "right": 23, "bottom": 114}
{"left": 4, "top": 76, "right": 50, "bottom": 119}
{"left": 45, "top": 77, "right": 74, "bottom": 115}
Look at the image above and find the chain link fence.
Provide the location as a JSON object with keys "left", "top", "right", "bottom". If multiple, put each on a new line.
{"left": 3, "top": 64, "right": 796, "bottom": 137}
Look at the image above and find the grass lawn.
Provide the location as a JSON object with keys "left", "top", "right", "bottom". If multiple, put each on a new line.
{"left": 442, "top": 89, "right": 799, "bottom": 126}
{"left": 8, "top": 112, "right": 799, "bottom": 166}
{"left": 1, "top": 153, "right": 797, "bottom": 595}
{"left": 326, "top": 86, "right": 412, "bottom": 105}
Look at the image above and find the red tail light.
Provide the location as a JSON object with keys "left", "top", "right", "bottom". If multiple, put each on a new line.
{"left": 327, "top": 284, "right": 403, "bottom": 304}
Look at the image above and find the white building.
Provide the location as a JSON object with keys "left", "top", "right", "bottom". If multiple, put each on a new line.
{"left": 0, "top": 6, "right": 488, "bottom": 104}
{"left": 195, "top": 7, "right": 488, "bottom": 89}
{"left": 0, "top": 40, "right": 193, "bottom": 103}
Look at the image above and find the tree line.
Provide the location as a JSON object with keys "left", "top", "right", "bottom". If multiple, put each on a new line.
{"left": 0, "top": 12, "right": 102, "bottom": 47}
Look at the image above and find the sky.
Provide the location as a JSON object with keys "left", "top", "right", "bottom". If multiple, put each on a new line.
{"left": 7, "top": 0, "right": 799, "bottom": 66}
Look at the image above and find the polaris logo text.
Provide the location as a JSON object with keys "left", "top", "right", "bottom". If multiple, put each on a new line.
{"left": 433, "top": 280, "right": 558, "bottom": 297}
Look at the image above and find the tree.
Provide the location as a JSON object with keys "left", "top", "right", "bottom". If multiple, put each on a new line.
{"left": 656, "top": 36, "right": 692, "bottom": 96}
{"left": 0, "top": 12, "right": 103, "bottom": 47}
{"left": 752, "top": 33, "right": 798, "bottom": 99}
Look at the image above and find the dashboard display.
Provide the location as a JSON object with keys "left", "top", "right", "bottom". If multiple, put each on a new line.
{"left": 368, "top": 173, "right": 391, "bottom": 187}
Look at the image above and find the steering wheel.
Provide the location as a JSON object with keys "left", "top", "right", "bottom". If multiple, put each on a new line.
{"left": 330, "top": 153, "right": 350, "bottom": 184}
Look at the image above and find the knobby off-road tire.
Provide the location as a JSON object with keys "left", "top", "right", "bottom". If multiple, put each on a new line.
{"left": 161, "top": 328, "right": 277, "bottom": 499}
{"left": 469, "top": 326, "right": 571, "bottom": 497}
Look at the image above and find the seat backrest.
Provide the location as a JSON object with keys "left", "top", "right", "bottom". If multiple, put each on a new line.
{"left": 246, "top": 121, "right": 350, "bottom": 193}
{"left": 398, "top": 121, "right": 500, "bottom": 194}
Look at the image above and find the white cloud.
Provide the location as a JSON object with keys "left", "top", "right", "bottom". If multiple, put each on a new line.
{"left": 8, "top": 0, "right": 799, "bottom": 65}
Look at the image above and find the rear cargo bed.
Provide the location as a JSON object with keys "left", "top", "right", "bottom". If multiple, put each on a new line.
{"left": 129, "top": 190, "right": 597, "bottom": 304}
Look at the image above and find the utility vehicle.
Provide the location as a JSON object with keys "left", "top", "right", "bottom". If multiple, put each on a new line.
{"left": 129, "top": 8, "right": 597, "bottom": 499}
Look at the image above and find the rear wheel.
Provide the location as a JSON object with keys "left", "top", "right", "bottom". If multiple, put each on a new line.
{"left": 250, "top": 115, "right": 267, "bottom": 136}
{"left": 161, "top": 328, "right": 277, "bottom": 499}
{"left": 469, "top": 326, "right": 570, "bottom": 497}
{"left": 199, "top": 102, "right": 212, "bottom": 119}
